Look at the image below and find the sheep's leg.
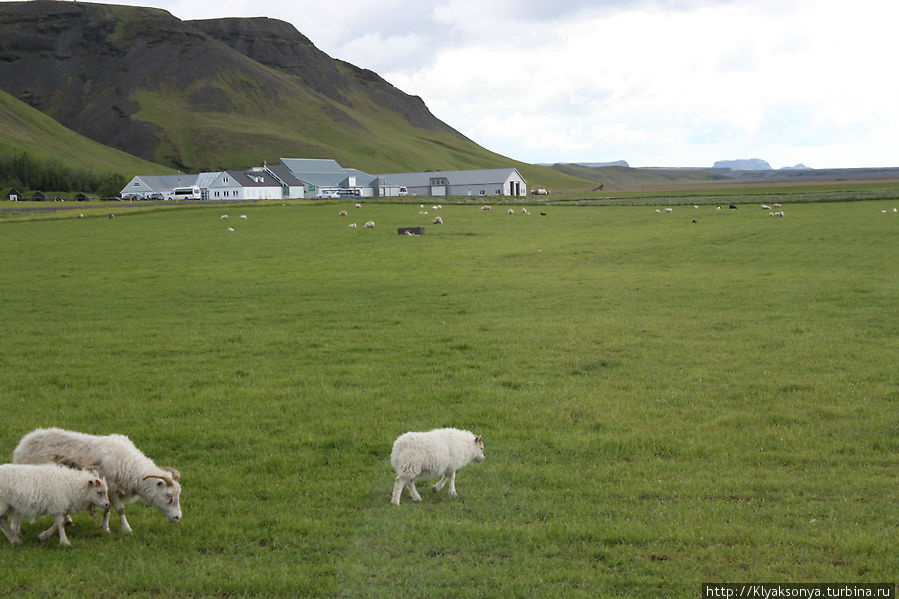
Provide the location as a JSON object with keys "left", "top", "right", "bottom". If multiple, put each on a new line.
{"left": 392, "top": 477, "right": 405, "bottom": 505}
{"left": 406, "top": 479, "right": 422, "bottom": 502}
{"left": 117, "top": 508, "right": 132, "bottom": 534}
{"left": 432, "top": 473, "right": 449, "bottom": 493}
{"left": 0, "top": 514, "right": 22, "bottom": 545}
{"left": 106, "top": 496, "right": 131, "bottom": 534}
{"left": 101, "top": 506, "right": 111, "bottom": 533}
{"left": 38, "top": 515, "right": 70, "bottom": 545}
{"left": 446, "top": 471, "right": 458, "bottom": 497}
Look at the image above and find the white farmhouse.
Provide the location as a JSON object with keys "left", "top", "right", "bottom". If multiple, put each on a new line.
{"left": 205, "top": 169, "right": 283, "bottom": 200}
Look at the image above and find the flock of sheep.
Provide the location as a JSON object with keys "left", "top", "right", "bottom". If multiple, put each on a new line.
{"left": 0, "top": 428, "right": 182, "bottom": 546}
{"left": 1, "top": 426, "right": 484, "bottom": 545}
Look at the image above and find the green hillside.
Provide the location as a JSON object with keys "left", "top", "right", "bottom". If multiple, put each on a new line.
{"left": 0, "top": 90, "right": 174, "bottom": 178}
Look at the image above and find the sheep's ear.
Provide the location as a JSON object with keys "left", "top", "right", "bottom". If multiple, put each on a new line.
{"left": 94, "top": 478, "right": 103, "bottom": 487}
{"left": 474, "top": 436, "right": 481, "bottom": 444}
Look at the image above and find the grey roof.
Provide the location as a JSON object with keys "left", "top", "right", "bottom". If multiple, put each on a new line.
{"left": 264, "top": 163, "right": 303, "bottom": 187}
{"left": 377, "top": 168, "right": 524, "bottom": 187}
{"left": 195, "top": 172, "right": 220, "bottom": 188}
{"left": 226, "top": 170, "right": 280, "bottom": 188}
{"left": 280, "top": 158, "right": 345, "bottom": 176}
{"left": 135, "top": 174, "right": 199, "bottom": 191}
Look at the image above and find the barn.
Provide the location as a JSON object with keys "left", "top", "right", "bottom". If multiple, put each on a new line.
{"left": 377, "top": 168, "right": 527, "bottom": 197}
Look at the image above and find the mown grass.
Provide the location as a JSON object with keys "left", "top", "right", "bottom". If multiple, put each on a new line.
{"left": 0, "top": 200, "right": 896, "bottom": 597}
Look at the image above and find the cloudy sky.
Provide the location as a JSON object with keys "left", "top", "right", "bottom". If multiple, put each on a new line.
{"left": 98, "top": 0, "right": 898, "bottom": 168}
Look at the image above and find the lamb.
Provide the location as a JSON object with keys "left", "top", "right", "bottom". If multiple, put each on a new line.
{"left": 221, "top": 214, "right": 229, "bottom": 221}
{"left": 13, "top": 428, "right": 182, "bottom": 534}
{"left": 0, "top": 464, "right": 110, "bottom": 546}
{"left": 339, "top": 210, "right": 348, "bottom": 216}
{"left": 433, "top": 216, "right": 443, "bottom": 224}
{"left": 240, "top": 214, "right": 248, "bottom": 221}
{"left": 481, "top": 205, "right": 492, "bottom": 211}
{"left": 390, "top": 428, "right": 485, "bottom": 505}
{"left": 363, "top": 221, "right": 375, "bottom": 229}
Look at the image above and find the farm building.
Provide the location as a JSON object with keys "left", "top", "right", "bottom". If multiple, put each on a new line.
{"left": 278, "top": 158, "right": 404, "bottom": 198}
{"left": 206, "top": 169, "right": 282, "bottom": 200}
{"left": 6, "top": 188, "right": 21, "bottom": 201}
{"left": 376, "top": 168, "right": 527, "bottom": 197}
{"left": 120, "top": 161, "right": 526, "bottom": 201}
{"left": 121, "top": 174, "right": 200, "bottom": 201}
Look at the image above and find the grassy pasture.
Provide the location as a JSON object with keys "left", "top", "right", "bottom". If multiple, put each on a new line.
{"left": 0, "top": 200, "right": 896, "bottom": 597}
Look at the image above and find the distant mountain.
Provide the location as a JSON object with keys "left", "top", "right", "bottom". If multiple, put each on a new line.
{"left": 780, "top": 164, "right": 812, "bottom": 170}
{"left": 713, "top": 158, "right": 772, "bottom": 170}
{"left": 0, "top": 2, "right": 587, "bottom": 190}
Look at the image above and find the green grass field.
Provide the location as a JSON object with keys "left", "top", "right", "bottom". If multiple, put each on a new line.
{"left": 0, "top": 199, "right": 896, "bottom": 597}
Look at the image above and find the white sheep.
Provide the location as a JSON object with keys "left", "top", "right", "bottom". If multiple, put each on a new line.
{"left": 390, "top": 428, "right": 485, "bottom": 505}
{"left": 363, "top": 221, "right": 375, "bottom": 229}
{"left": 481, "top": 205, "right": 492, "bottom": 211}
{"left": 240, "top": 214, "right": 248, "bottom": 221}
{"left": 433, "top": 216, "right": 443, "bottom": 224}
{"left": 13, "top": 428, "right": 182, "bottom": 534}
{"left": 508, "top": 209, "right": 514, "bottom": 215}
{"left": 0, "top": 464, "right": 110, "bottom": 546}
{"left": 355, "top": 203, "right": 362, "bottom": 209}
{"left": 348, "top": 222, "right": 357, "bottom": 228}
{"left": 221, "top": 214, "right": 229, "bottom": 221}
{"left": 227, "top": 227, "right": 235, "bottom": 232}
{"left": 339, "top": 210, "right": 348, "bottom": 216}
{"left": 665, "top": 208, "right": 673, "bottom": 213}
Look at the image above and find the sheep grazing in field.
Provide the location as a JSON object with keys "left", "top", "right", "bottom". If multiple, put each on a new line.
{"left": 655, "top": 209, "right": 661, "bottom": 214}
{"left": 390, "top": 428, "right": 485, "bottom": 505}
{"left": 355, "top": 203, "right": 362, "bottom": 209}
{"left": 339, "top": 210, "right": 348, "bottom": 216}
{"left": 227, "top": 227, "right": 235, "bottom": 232}
{"left": 13, "top": 428, "right": 182, "bottom": 534}
{"left": 240, "top": 214, "right": 247, "bottom": 221}
{"left": 0, "top": 464, "right": 109, "bottom": 546}
{"left": 348, "top": 222, "right": 357, "bottom": 228}
{"left": 78, "top": 213, "right": 84, "bottom": 219}
{"left": 221, "top": 214, "right": 229, "bottom": 221}
{"left": 363, "top": 221, "right": 375, "bottom": 229}
{"left": 774, "top": 203, "right": 782, "bottom": 209}
{"left": 433, "top": 216, "right": 443, "bottom": 224}
{"left": 507, "top": 209, "right": 514, "bottom": 215}
{"left": 481, "top": 205, "right": 492, "bottom": 211}
{"left": 665, "top": 208, "right": 673, "bottom": 213}
{"left": 762, "top": 204, "right": 771, "bottom": 210}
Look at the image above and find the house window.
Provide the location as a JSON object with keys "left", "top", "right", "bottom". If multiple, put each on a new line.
{"left": 133, "top": 182, "right": 139, "bottom": 187}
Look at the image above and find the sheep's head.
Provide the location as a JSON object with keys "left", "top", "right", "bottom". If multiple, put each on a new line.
{"left": 142, "top": 469, "right": 182, "bottom": 523}
{"left": 473, "top": 435, "right": 486, "bottom": 463}
{"left": 87, "top": 476, "right": 111, "bottom": 510}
